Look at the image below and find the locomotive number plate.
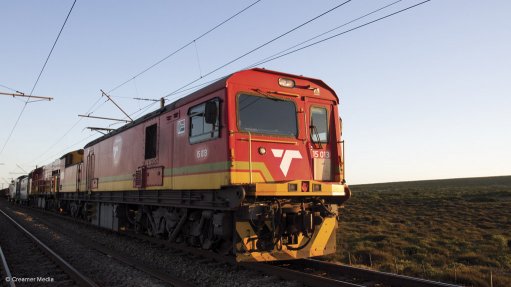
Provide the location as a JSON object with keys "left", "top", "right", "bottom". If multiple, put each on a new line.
{"left": 311, "top": 150, "right": 330, "bottom": 159}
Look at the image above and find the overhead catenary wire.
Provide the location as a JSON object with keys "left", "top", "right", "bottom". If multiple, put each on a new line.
{"left": 28, "top": 0, "right": 432, "bottom": 166}
{"left": 103, "top": 0, "right": 351, "bottom": 118}
{"left": 108, "top": 73, "right": 230, "bottom": 123}
{"left": 149, "top": 0, "right": 406, "bottom": 106}
{"left": 246, "top": 0, "right": 404, "bottom": 69}
{"left": 31, "top": 69, "right": 189, "bottom": 165}
{"left": 161, "top": 0, "right": 430, "bottom": 107}
{"left": 110, "top": 0, "right": 349, "bottom": 103}
{"left": 40, "top": 1, "right": 265, "bottom": 161}
{"left": 161, "top": 0, "right": 353, "bottom": 101}
{"left": 0, "top": 0, "right": 77, "bottom": 159}
{"left": 120, "top": 74, "right": 230, "bottom": 121}
{"left": 193, "top": 40, "right": 203, "bottom": 78}
{"left": 36, "top": 133, "right": 97, "bottom": 166}
{"left": 0, "top": 84, "right": 18, "bottom": 92}
{"left": 26, "top": 94, "right": 104, "bottom": 165}
{"left": 253, "top": 0, "right": 433, "bottom": 68}
{"left": 107, "top": 0, "right": 263, "bottom": 94}
{"left": 30, "top": 0, "right": 78, "bottom": 96}
{"left": 26, "top": 1, "right": 263, "bottom": 165}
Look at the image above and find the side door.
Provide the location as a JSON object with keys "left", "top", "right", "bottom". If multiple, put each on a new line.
{"left": 172, "top": 96, "right": 227, "bottom": 190}
{"left": 306, "top": 99, "right": 335, "bottom": 181}
{"left": 85, "top": 149, "right": 96, "bottom": 192}
{"left": 142, "top": 118, "right": 164, "bottom": 188}
{"left": 76, "top": 162, "right": 82, "bottom": 192}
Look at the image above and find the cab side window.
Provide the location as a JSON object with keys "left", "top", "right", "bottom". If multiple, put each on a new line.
{"left": 145, "top": 124, "right": 158, "bottom": 159}
{"left": 310, "top": 107, "right": 328, "bottom": 143}
{"left": 189, "top": 99, "right": 220, "bottom": 144}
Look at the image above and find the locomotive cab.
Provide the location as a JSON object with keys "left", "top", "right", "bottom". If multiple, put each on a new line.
{"left": 225, "top": 69, "right": 350, "bottom": 261}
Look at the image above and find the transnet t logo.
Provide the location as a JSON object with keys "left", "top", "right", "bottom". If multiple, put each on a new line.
{"left": 271, "top": 149, "right": 302, "bottom": 176}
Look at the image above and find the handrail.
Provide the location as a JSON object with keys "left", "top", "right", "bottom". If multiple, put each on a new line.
{"left": 248, "top": 131, "right": 252, "bottom": 184}
{"left": 341, "top": 140, "right": 345, "bottom": 182}
{"left": 237, "top": 138, "right": 297, "bottom": 145}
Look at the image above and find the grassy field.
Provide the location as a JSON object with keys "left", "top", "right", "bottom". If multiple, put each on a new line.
{"left": 333, "top": 176, "right": 511, "bottom": 287}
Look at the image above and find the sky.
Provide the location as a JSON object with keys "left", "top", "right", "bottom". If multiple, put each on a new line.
{"left": 1, "top": 0, "right": 510, "bottom": 186}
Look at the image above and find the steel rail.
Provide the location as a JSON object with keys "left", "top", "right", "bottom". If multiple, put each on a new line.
{"left": 32, "top": 203, "right": 235, "bottom": 265}
{"left": 61, "top": 232, "right": 195, "bottom": 287}
{"left": 301, "top": 259, "right": 462, "bottom": 287}
{"left": 25, "top": 205, "right": 359, "bottom": 287}
{"left": 19, "top": 207, "right": 194, "bottom": 287}
{"left": 17, "top": 204, "right": 462, "bottom": 287}
{"left": 239, "top": 262, "right": 364, "bottom": 287}
{"left": 0, "top": 209, "right": 98, "bottom": 287}
{"left": 0, "top": 246, "right": 16, "bottom": 287}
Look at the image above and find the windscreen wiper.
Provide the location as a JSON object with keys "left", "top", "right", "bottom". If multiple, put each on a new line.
{"left": 310, "top": 124, "right": 323, "bottom": 149}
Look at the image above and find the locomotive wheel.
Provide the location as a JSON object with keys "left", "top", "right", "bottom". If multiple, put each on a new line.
{"left": 199, "top": 217, "right": 214, "bottom": 250}
{"left": 70, "top": 202, "right": 80, "bottom": 218}
{"left": 146, "top": 216, "right": 156, "bottom": 237}
{"left": 164, "top": 209, "right": 180, "bottom": 236}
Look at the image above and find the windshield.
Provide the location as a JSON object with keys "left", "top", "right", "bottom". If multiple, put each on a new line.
{"left": 310, "top": 106, "right": 328, "bottom": 143}
{"left": 238, "top": 94, "right": 297, "bottom": 137}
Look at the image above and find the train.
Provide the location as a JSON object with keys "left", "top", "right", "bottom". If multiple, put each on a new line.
{"left": 6, "top": 68, "right": 350, "bottom": 262}
{"left": 5, "top": 178, "right": 24, "bottom": 203}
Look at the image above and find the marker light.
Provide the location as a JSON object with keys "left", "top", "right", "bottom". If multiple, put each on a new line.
{"left": 278, "top": 78, "right": 295, "bottom": 88}
{"left": 258, "top": 147, "right": 266, "bottom": 155}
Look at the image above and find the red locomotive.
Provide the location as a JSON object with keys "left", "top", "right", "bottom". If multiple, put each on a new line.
{"left": 27, "top": 68, "right": 350, "bottom": 261}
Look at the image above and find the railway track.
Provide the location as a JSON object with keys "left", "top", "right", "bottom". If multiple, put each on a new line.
{"left": 0, "top": 246, "right": 15, "bottom": 287}
{"left": 114, "top": 223, "right": 462, "bottom": 287}
{"left": 6, "top": 202, "right": 463, "bottom": 287}
{"left": 21, "top": 212, "right": 194, "bottom": 287}
{"left": 0, "top": 209, "right": 97, "bottom": 287}
{"left": 137, "top": 237, "right": 463, "bottom": 287}
{"left": 0, "top": 202, "right": 194, "bottom": 287}
{"left": 267, "top": 259, "right": 463, "bottom": 287}
{"left": 70, "top": 218, "right": 463, "bottom": 286}
{"left": 125, "top": 229, "right": 463, "bottom": 287}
